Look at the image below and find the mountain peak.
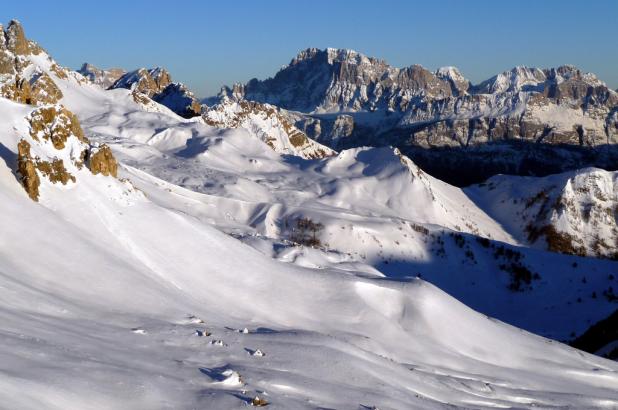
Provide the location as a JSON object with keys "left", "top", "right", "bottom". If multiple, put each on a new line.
{"left": 290, "top": 47, "right": 383, "bottom": 68}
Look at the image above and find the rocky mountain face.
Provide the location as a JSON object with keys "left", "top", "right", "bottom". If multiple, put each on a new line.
{"left": 77, "top": 63, "right": 126, "bottom": 88}
{"left": 0, "top": 20, "right": 120, "bottom": 202}
{"left": 468, "top": 168, "right": 618, "bottom": 259}
{"left": 0, "top": 20, "right": 70, "bottom": 106}
{"left": 220, "top": 47, "right": 456, "bottom": 113}
{"left": 110, "top": 67, "right": 201, "bottom": 118}
{"left": 218, "top": 48, "right": 618, "bottom": 184}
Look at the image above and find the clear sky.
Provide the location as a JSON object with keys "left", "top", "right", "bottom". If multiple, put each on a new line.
{"left": 3, "top": 0, "right": 617, "bottom": 97}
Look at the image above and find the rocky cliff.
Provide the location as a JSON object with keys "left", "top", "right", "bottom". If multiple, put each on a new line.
{"left": 110, "top": 67, "right": 201, "bottom": 118}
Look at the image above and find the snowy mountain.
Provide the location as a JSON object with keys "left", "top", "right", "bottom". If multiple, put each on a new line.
{"left": 0, "top": 20, "right": 618, "bottom": 409}
{"left": 219, "top": 47, "right": 454, "bottom": 113}
{"left": 203, "top": 99, "right": 335, "bottom": 159}
{"left": 468, "top": 167, "right": 618, "bottom": 258}
{"left": 218, "top": 48, "right": 618, "bottom": 184}
{"left": 110, "top": 67, "right": 202, "bottom": 118}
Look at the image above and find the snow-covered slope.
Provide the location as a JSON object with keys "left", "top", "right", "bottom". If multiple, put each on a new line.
{"left": 468, "top": 168, "right": 618, "bottom": 258}
{"left": 1, "top": 94, "right": 618, "bottom": 409}
{"left": 1, "top": 20, "right": 618, "bottom": 409}
{"left": 75, "top": 93, "right": 618, "bottom": 345}
{"left": 203, "top": 99, "right": 335, "bottom": 159}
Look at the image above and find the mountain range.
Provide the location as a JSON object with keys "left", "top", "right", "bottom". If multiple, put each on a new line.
{"left": 0, "top": 20, "right": 617, "bottom": 409}
{"left": 212, "top": 47, "right": 618, "bottom": 185}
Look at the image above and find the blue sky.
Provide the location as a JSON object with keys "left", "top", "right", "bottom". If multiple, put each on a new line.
{"left": 3, "top": 0, "right": 617, "bottom": 97}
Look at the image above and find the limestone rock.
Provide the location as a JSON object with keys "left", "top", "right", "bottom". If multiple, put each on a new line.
{"left": 35, "top": 158, "right": 75, "bottom": 185}
{"left": 88, "top": 144, "right": 118, "bottom": 178}
{"left": 28, "top": 105, "right": 88, "bottom": 149}
{"left": 6, "top": 20, "right": 29, "bottom": 56}
{"left": 16, "top": 139, "right": 40, "bottom": 201}
{"left": 110, "top": 67, "right": 204, "bottom": 118}
{"left": 0, "top": 24, "right": 15, "bottom": 75}
{"left": 110, "top": 67, "right": 171, "bottom": 97}
{"left": 0, "top": 76, "right": 32, "bottom": 104}
{"left": 29, "top": 72, "right": 63, "bottom": 105}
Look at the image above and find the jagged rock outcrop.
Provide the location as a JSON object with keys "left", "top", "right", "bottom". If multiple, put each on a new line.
{"left": 296, "top": 114, "right": 357, "bottom": 150}
{"left": 203, "top": 99, "right": 335, "bottom": 159}
{"left": 88, "top": 144, "right": 118, "bottom": 177}
{"left": 29, "top": 72, "right": 63, "bottom": 104}
{"left": 152, "top": 83, "right": 201, "bottom": 118}
{"left": 6, "top": 19, "right": 30, "bottom": 56}
{"left": 28, "top": 105, "right": 87, "bottom": 149}
{"left": 110, "top": 67, "right": 201, "bottom": 117}
{"left": 219, "top": 48, "right": 454, "bottom": 113}
{"left": 16, "top": 139, "right": 40, "bottom": 200}
{"left": 400, "top": 65, "right": 618, "bottom": 149}
{"left": 77, "top": 63, "right": 126, "bottom": 88}
{"left": 0, "top": 24, "right": 16, "bottom": 75}
{"left": 16, "top": 104, "right": 118, "bottom": 201}
{"left": 110, "top": 67, "right": 172, "bottom": 97}
{"left": 0, "top": 20, "right": 64, "bottom": 106}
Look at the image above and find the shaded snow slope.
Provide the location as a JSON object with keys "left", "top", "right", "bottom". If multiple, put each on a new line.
{"left": 0, "top": 26, "right": 617, "bottom": 409}
{"left": 467, "top": 168, "right": 618, "bottom": 258}
{"left": 65, "top": 86, "right": 618, "bottom": 344}
{"left": 0, "top": 96, "right": 617, "bottom": 408}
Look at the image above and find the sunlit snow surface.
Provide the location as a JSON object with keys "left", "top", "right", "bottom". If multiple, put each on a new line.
{"left": 0, "top": 53, "right": 617, "bottom": 409}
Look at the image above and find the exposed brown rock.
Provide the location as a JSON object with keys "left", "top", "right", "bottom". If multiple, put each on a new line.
{"left": 6, "top": 20, "right": 29, "bottom": 56}
{"left": 111, "top": 67, "right": 171, "bottom": 97}
{"left": 88, "top": 144, "right": 118, "bottom": 178}
{"left": 29, "top": 72, "right": 63, "bottom": 104}
{"left": 27, "top": 40, "right": 43, "bottom": 55}
{"left": 0, "top": 25, "right": 15, "bottom": 75}
{"left": 28, "top": 106, "right": 88, "bottom": 149}
{"left": 0, "top": 76, "right": 32, "bottom": 104}
{"left": 49, "top": 63, "right": 68, "bottom": 79}
{"left": 131, "top": 90, "right": 152, "bottom": 105}
{"left": 35, "top": 158, "right": 75, "bottom": 185}
{"left": 16, "top": 139, "right": 40, "bottom": 201}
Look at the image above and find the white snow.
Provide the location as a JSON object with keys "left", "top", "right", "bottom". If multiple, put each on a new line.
{"left": 0, "top": 47, "right": 616, "bottom": 410}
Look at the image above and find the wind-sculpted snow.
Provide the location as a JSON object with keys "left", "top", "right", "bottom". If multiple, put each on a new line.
{"left": 0, "top": 21, "right": 617, "bottom": 409}
{"left": 0, "top": 137, "right": 617, "bottom": 407}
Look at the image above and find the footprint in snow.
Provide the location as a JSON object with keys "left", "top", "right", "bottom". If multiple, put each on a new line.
{"left": 131, "top": 328, "right": 147, "bottom": 335}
